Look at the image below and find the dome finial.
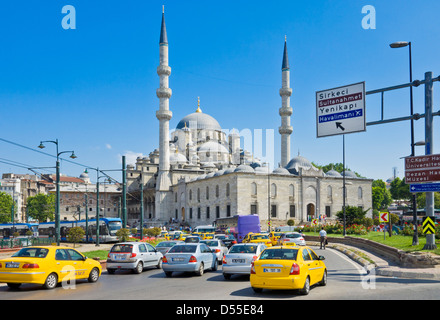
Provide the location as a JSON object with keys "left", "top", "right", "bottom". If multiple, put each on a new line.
{"left": 196, "top": 96, "right": 202, "bottom": 113}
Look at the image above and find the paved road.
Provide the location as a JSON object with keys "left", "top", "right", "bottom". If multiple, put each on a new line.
{"left": 2, "top": 246, "right": 440, "bottom": 301}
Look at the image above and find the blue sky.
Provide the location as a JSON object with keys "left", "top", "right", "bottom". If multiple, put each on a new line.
{"left": 0, "top": 0, "right": 439, "bottom": 183}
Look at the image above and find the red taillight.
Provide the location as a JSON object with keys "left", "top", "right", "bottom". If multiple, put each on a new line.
{"left": 189, "top": 255, "right": 197, "bottom": 263}
{"left": 23, "top": 263, "right": 39, "bottom": 269}
{"left": 232, "top": 241, "right": 237, "bottom": 244}
{"left": 250, "top": 262, "right": 256, "bottom": 274}
{"left": 290, "top": 263, "right": 300, "bottom": 275}
{"left": 163, "top": 256, "right": 168, "bottom": 263}
{"left": 214, "top": 249, "right": 221, "bottom": 253}
{"left": 222, "top": 256, "right": 227, "bottom": 264}
{"left": 130, "top": 253, "right": 137, "bottom": 258}
{"left": 252, "top": 255, "right": 258, "bottom": 262}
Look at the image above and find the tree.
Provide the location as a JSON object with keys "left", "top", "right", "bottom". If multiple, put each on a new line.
{"left": 389, "top": 177, "right": 410, "bottom": 200}
{"left": 336, "top": 206, "right": 369, "bottom": 226}
{"left": 116, "top": 228, "right": 131, "bottom": 242}
{"left": 372, "top": 180, "right": 392, "bottom": 210}
{"left": 67, "top": 227, "right": 85, "bottom": 248}
{"left": 0, "top": 192, "right": 15, "bottom": 223}
{"left": 416, "top": 192, "right": 440, "bottom": 209}
{"left": 27, "top": 193, "right": 55, "bottom": 222}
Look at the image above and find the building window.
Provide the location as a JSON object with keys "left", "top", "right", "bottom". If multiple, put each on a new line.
{"left": 251, "top": 182, "right": 257, "bottom": 196}
{"left": 226, "top": 205, "right": 231, "bottom": 217}
{"left": 289, "top": 205, "right": 295, "bottom": 217}
{"left": 216, "top": 206, "right": 220, "bottom": 219}
{"left": 325, "top": 206, "right": 331, "bottom": 218}
{"left": 358, "top": 187, "right": 363, "bottom": 199}
{"left": 197, "top": 188, "right": 200, "bottom": 202}
{"left": 206, "top": 186, "right": 209, "bottom": 200}
{"left": 189, "top": 190, "right": 192, "bottom": 201}
{"left": 216, "top": 185, "right": 219, "bottom": 198}
{"left": 226, "top": 183, "right": 230, "bottom": 197}
{"left": 197, "top": 207, "right": 201, "bottom": 219}
{"left": 327, "top": 185, "right": 332, "bottom": 199}
{"left": 190, "top": 208, "right": 193, "bottom": 219}
{"left": 271, "top": 205, "right": 277, "bottom": 218}
{"left": 251, "top": 204, "right": 258, "bottom": 215}
{"left": 271, "top": 183, "right": 277, "bottom": 198}
{"left": 206, "top": 207, "right": 210, "bottom": 219}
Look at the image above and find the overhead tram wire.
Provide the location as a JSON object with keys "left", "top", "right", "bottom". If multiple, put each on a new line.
{"left": 0, "top": 137, "right": 121, "bottom": 184}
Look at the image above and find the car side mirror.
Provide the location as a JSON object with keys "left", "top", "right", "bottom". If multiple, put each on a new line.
{"left": 318, "top": 256, "right": 325, "bottom": 260}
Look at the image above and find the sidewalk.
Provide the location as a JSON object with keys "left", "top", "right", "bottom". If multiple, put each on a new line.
{"left": 322, "top": 241, "right": 440, "bottom": 281}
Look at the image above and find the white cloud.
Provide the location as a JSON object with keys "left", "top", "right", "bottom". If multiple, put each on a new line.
{"left": 106, "top": 144, "right": 112, "bottom": 150}
{"left": 118, "top": 151, "right": 144, "bottom": 165}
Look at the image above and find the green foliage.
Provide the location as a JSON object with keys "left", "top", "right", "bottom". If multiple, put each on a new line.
{"left": 116, "top": 228, "right": 131, "bottom": 242}
{"left": 145, "top": 227, "right": 161, "bottom": 237}
{"left": 416, "top": 192, "right": 440, "bottom": 209}
{"left": 389, "top": 177, "right": 410, "bottom": 200}
{"left": 27, "top": 193, "right": 55, "bottom": 222}
{"left": 372, "top": 179, "right": 392, "bottom": 210}
{"left": 336, "top": 206, "right": 369, "bottom": 226}
{"left": 0, "top": 192, "right": 15, "bottom": 223}
{"left": 67, "top": 227, "right": 85, "bottom": 247}
{"left": 287, "top": 219, "right": 295, "bottom": 226}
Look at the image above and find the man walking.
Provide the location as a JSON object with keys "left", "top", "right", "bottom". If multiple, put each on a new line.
{"left": 319, "top": 227, "right": 327, "bottom": 250}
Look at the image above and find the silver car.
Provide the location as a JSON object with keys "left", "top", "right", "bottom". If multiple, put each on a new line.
{"left": 277, "top": 232, "right": 306, "bottom": 246}
{"left": 162, "top": 243, "right": 217, "bottom": 277}
{"left": 155, "top": 240, "right": 184, "bottom": 255}
{"left": 222, "top": 243, "right": 266, "bottom": 280}
{"left": 200, "top": 239, "right": 229, "bottom": 264}
{"left": 107, "top": 242, "right": 163, "bottom": 274}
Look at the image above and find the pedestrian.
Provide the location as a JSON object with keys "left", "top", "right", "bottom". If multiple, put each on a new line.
{"left": 319, "top": 227, "right": 327, "bottom": 250}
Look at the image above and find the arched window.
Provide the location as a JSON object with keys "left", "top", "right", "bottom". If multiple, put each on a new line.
{"left": 358, "top": 187, "right": 363, "bottom": 199}
{"left": 289, "top": 184, "right": 294, "bottom": 197}
{"left": 189, "top": 189, "right": 192, "bottom": 201}
{"left": 197, "top": 188, "right": 200, "bottom": 202}
{"left": 271, "top": 183, "right": 277, "bottom": 198}
{"left": 206, "top": 186, "right": 209, "bottom": 200}
{"left": 251, "top": 182, "right": 257, "bottom": 195}
{"left": 327, "top": 185, "right": 332, "bottom": 198}
{"left": 216, "top": 185, "right": 219, "bottom": 198}
{"left": 226, "top": 183, "right": 230, "bottom": 197}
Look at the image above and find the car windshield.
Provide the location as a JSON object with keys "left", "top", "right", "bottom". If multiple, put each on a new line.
{"left": 259, "top": 248, "right": 298, "bottom": 260}
{"left": 273, "top": 232, "right": 283, "bottom": 237}
{"left": 156, "top": 242, "right": 177, "bottom": 247}
{"left": 185, "top": 237, "right": 199, "bottom": 243}
{"left": 285, "top": 233, "right": 302, "bottom": 238}
{"left": 229, "top": 245, "right": 258, "bottom": 254}
{"left": 12, "top": 247, "right": 49, "bottom": 258}
{"left": 251, "top": 234, "right": 269, "bottom": 240}
{"left": 168, "top": 245, "right": 197, "bottom": 253}
{"left": 225, "top": 235, "right": 235, "bottom": 239}
{"left": 201, "top": 240, "right": 218, "bottom": 246}
{"left": 110, "top": 244, "right": 133, "bottom": 253}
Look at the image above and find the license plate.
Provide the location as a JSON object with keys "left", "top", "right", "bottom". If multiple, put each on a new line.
{"left": 6, "top": 262, "right": 20, "bottom": 268}
{"left": 172, "top": 258, "right": 184, "bottom": 262}
{"left": 232, "top": 259, "right": 245, "bottom": 263}
{"left": 114, "top": 255, "right": 126, "bottom": 261}
{"left": 263, "top": 268, "right": 281, "bottom": 273}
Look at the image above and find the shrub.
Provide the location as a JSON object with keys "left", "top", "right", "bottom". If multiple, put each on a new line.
{"left": 67, "top": 227, "right": 85, "bottom": 247}
{"left": 116, "top": 228, "right": 131, "bottom": 242}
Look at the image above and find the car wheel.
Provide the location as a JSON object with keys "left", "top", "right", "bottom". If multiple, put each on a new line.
{"left": 165, "top": 271, "right": 173, "bottom": 277}
{"left": 223, "top": 273, "right": 231, "bottom": 280}
{"left": 44, "top": 273, "right": 58, "bottom": 290}
{"left": 88, "top": 268, "right": 100, "bottom": 283}
{"left": 320, "top": 269, "right": 327, "bottom": 286}
{"left": 211, "top": 259, "right": 218, "bottom": 271}
{"left": 300, "top": 276, "right": 310, "bottom": 295}
{"left": 196, "top": 262, "right": 204, "bottom": 276}
{"left": 134, "top": 261, "right": 143, "bottom": 274}
{"left": 156, "top": 258, "right": 163, "bottom": 269}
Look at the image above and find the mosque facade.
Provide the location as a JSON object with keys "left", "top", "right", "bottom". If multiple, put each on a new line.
{"left": 125, "top": 10, "right": 373, "bottom": 229}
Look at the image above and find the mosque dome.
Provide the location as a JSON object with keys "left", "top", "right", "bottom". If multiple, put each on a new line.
{"left": 176, "top": 99, "right": 221, "bottom": 131}
{"left": 325, "top": 169, "right": 342, "bottom": 178}
{"left": 197, "top": 141, "right": 229, "bottom": 154}
{"left": 234, "top": 164, "right": 255, "bottom": 173}
{"left": 285, "top": 155, "right": 314, "bottom": 174}
{"left": 342, "top": 170, "right": 359, "bottom": 178}
{"left": 169, "top": 152, "right": 187, "bottom": 164}
{"left": 272, "top": 167, "right": 290, "bottom": 175}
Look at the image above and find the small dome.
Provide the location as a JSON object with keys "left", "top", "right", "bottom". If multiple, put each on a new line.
{"left": 255, "top": 166, "right": 270, "bottom": 174}
{"left": 214, "top": 170, "right": 225, "bottom": 177}
{"left": 285, "top": 155, "right": 314, "bottom": 174}
{"left": 234, "top": 164, "right": 255, "bottom": 173}
{"left": 197, "top": 141, "right": 229, "bottom": 154}
{"left": 326, "top": 169, "right": 342, "bottom": 178}
{"left": 224, "top": 167, "right": 236, "bottom": 174}
{"left": 342, "top": 170, "right": 358, "bottom": 178}
{"left": 170, "top": 152, "right": 187, "bottom": 164}
{"left": 273, "top": 167, "right": 290, "bottom": 175}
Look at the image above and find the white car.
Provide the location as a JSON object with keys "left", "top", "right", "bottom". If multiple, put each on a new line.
{"left": 277, "top": 232, "right": 306, "bottom": 246}
{"left": 222, "top": 243, "right": 267, "bottom": 280}
{"left": 107, "top": 242, "right": 163, "bottom": 274}
{"left": 200, "top": 239, "right": 229, "bottom": 264}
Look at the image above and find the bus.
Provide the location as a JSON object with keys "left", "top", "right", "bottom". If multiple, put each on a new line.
{"left": 192, "top": 225, "right": 216, "bottom": 234}
{"left": 214, "top": 215, "right": 261, "bottom": 243}
{"left": 0, "top": 223, "right": 39, "bottom": 239}
{"left": 38, "top": 217, "right": 122, "bottom": 243}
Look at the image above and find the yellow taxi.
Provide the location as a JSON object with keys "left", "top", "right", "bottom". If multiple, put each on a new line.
{"left": 242, "top": 232, "right": 254, "bottom": 243}
{"left": 269, "top": 232, "right": 284, "bottom": 246}
{"left": 0, "top": 246, "right": 102, "bottom": 290}
{"left": 250, "top": 245, "right": 327, "bottom": 295}
{"left": 201, "top": 232, "right": 215, "bottom": 240}
{"left": 246, "top": 233, "right": 273, "bottom": 247}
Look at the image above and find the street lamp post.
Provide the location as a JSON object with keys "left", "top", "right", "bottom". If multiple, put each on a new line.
{"left": 38, "top": 139, "right": 77, "bottom": 246}
{"left": 389, "top": 41, "right": 419, "bottom": 246}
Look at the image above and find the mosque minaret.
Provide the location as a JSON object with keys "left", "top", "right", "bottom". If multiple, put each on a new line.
{"left": 279, "top": 36, "right": 293, "bottom": 167}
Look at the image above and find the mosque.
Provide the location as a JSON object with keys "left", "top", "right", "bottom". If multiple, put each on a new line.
{"left": 125, "top": 9, "right": 373, "bottom": 229}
